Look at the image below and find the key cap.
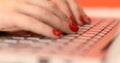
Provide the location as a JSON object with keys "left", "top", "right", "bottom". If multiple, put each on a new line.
{"left": 73, "top": 39, "right": 88, "bottom": 43}
{"left": 62, "top": 36, "right": 75, "bottom": 40}
{"left": 37, "top": 39, "right": 53, "bottom": 43}
{"left": 56, "top": 39, "right": 70, "bottom": 42}
{"left": 82, "top": 33, "right": 96, "bottom": 37}
{"left": 3, "top": 39, "right": 17, "bottom": 44}
{"left": 65, "top": 34, "right": 79, "bottom": 37}
{"left": 26, "top": 37, "right": 40, "bottom": 41}
{"left": 12, "top": 37, "right": 25, "bottom": 40}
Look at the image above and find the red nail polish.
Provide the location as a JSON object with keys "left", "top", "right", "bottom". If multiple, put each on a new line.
{"left": 69, "top": 23, "right": 79, "bottom": 32}
{"left": 53, "top": 29, "right": 62, "bottom": 37}
{"left": 79, "top": 16, "right": 85, "bottom": 24}
{"left": 70, "top": 17, "right": 76, "bottom": 24}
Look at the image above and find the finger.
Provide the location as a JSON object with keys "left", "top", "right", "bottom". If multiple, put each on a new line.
{"left": 26, "top": 0, "right": 70, "bottom": 23}
{"left": 13, "top": 13, "right": 63, "bottom": 38}
{"left": 0, "top": 27, "right": 21, "bottom": 32}
{"left": 0, "top": 12, "right": 21, "bottom": 32}
{"left": 79, "top": 7, "right": 91, "bottom": 24}
{"left": 16, "top": 3, "right": 79, "bottom": 33}
{"left": 67, "top": 0, "right": 91, "bottom": 25}
{"left": 50, "top": 0, "right": 76, "bottom": 24}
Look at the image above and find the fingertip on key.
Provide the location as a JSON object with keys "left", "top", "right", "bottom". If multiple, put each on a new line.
{"left": 87, "top": 17, "right": 91, "bottom": 24}
{"left": 79, "top": 16, "right": 86, "bottom": 25}
{"left": 69, "top": 23, "right": 79, "bottom": 32}
{"left": 53, "top": 29, "right": 62, "bottom": 37}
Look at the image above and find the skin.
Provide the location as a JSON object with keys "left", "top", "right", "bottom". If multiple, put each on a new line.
{"left": 0, "top": 0, "right": 90, "bottom": 38}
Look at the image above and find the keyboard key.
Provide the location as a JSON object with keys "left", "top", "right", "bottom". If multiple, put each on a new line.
{"left": 62, "top": 36, "right": 75, "bottom": 40}
{"left": 95, "top": 35, "right": 102, "bottom": 39}
{"left": 84, "top": 25, "right": 93, "bottom": 27}
{"left": 98, "top": 33, "right": 105, "bottom": 36}
{"left": 26, "top": 37, "right": 40, "bottom": 41}
{"left": 73, "top": 39, "right": 87, "bottom": 43}
{"left": 82, "top": 33, "right": 96, "bottom": 37}
{"left": 56, "top": 39, "right": 70, "bottom": 42}
{"left": 37, "top": 39, "right": 53, "bottom": 43}
{"left": 3, "top": 39, "right": 17, "bottom": 44}
{"left": 89, "top": 28, "right": 102, "bottom": 32}
{"left": 18, "top": 40, "right": 34, "bottom": 45}
{"left": 89, "top": 38, "right": 99, "bottom": 42}
{"left": 65, "top": 34, "right": 79, "bottom": 37}
{"left": 12, "top": 37, "right": 25, "bottom": 40}
{"left": 85, "top": 31, "right": 98, "bottom": 34}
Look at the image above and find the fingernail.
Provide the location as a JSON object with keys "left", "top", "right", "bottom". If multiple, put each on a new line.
{"left": 53, "top": 29, "right": 62, "bottom": 37}
{"left": 79, "top": 16, "right": 85, "bottom": 24}
{"left": 87, "top": 17, "right": 91, "bottom": 22}
{"left": 86, "top": 17, "right": 91, "bottom": 24}
{"left": 69, "top": 23, "right": 79, "bottom": 32}
{"left": 70, "top": 17, "right": 76, "bottom": 24}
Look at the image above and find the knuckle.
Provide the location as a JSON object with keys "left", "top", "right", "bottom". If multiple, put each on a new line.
{"left": 49, "top": 3, "right": 57, "bottom": 9}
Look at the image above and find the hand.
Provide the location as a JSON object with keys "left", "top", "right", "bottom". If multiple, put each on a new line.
{"left": 0, "top": 0, "right": 91, "bottom": 38}
{"left": 50, "top": 0, "right": 91, "bottom": 24}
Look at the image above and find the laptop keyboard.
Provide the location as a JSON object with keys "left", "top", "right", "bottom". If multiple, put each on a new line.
{"left": 0, "top": 18, "right": 119, "bottom": 56}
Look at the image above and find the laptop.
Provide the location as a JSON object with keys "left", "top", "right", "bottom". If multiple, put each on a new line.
{"left": 0, "top": 17, "right": 119, "bottom": 63}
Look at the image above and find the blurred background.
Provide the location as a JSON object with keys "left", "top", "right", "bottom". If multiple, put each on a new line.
{"left": 77, "top": 0, "right": 120, "bottom": 8}
{"left": 77, "top": 0, "right": 120, "bottom": 18}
